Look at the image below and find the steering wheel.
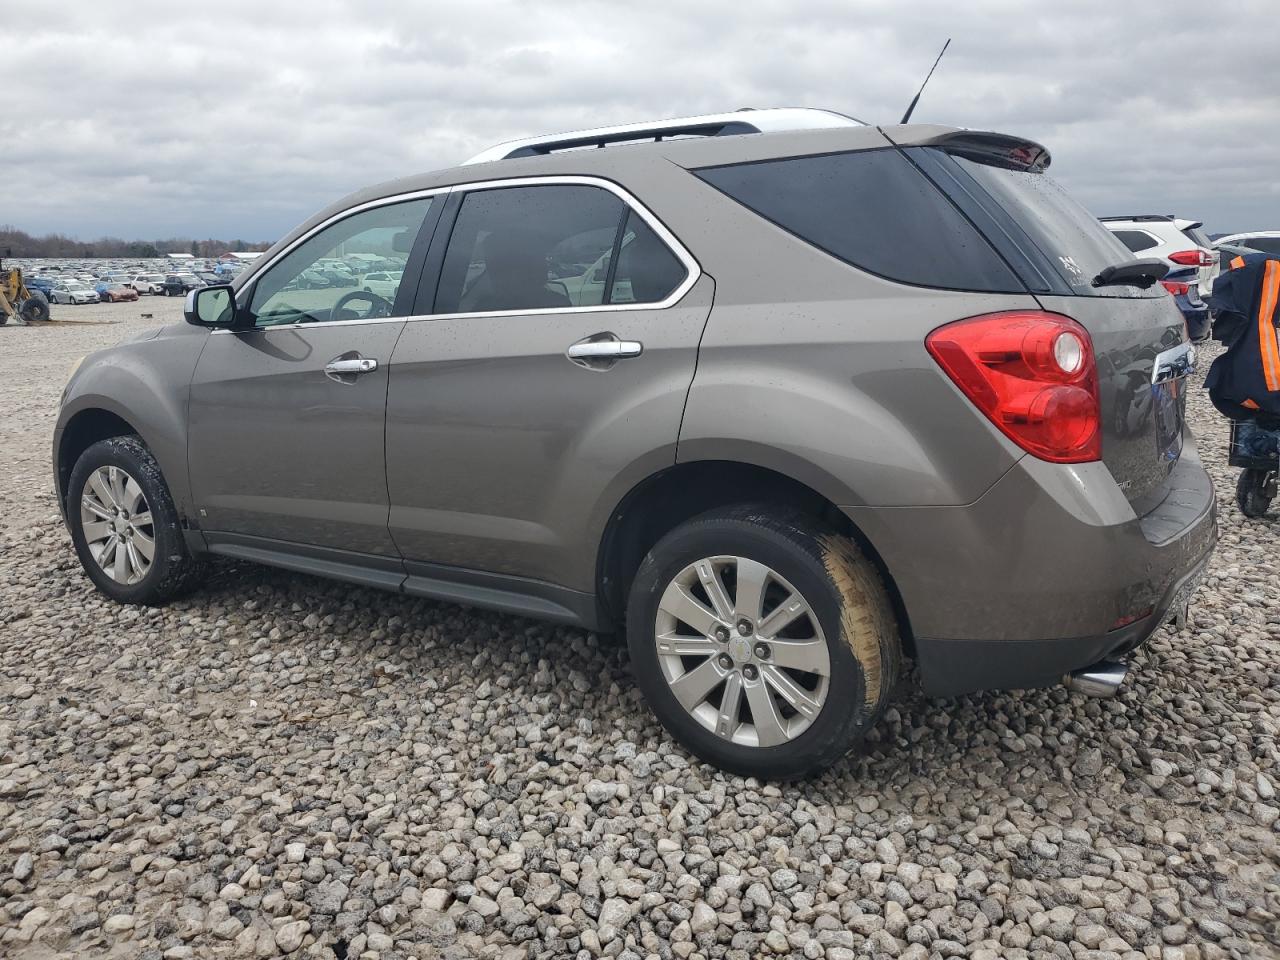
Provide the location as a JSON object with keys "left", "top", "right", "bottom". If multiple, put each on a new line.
{"left": 331, "top": 289, "right": 392, "bottom": 321}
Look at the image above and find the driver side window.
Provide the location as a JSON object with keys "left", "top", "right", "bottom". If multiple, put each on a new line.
{"left": 248, "top": 196, "right": 434, "bottom": 327}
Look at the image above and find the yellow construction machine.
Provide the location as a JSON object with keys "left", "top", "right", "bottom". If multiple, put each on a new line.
{"left": 0, "top": 262, "right": 52, "bottom": 324}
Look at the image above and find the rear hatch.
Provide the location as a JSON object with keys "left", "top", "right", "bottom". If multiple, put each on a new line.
{"left": 891, "top": 130, "right": 1189, "bottom": 511}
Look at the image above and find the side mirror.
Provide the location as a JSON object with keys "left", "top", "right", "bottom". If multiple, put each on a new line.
{"left": 185, "top": 284, "right": 238, "bottom": 328}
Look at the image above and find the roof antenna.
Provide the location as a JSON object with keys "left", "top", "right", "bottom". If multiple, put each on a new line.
{"left": 900, "top": 38, "right": 951, "bottom": 124}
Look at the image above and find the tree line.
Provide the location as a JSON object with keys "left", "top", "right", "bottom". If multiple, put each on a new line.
{"left": 0, "top": 225, "right": 272, "bottom": 260}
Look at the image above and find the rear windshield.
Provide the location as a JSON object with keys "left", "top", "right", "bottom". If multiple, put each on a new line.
{"left": 1181, "top": 225, "right": 1212, "bottom": 248}
{"left": 946, "top": 155, "right": 1144, "bottom": 296}
{"left": 694, "top": 149, "right": 1023, "bottom": 293}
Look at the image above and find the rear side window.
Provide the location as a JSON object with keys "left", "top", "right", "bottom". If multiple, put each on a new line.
{"left": 1111, "top": 229, "right": 1160, "bottom": 253}
{"left": 435, "top": 184, "right": 688, "bottom": 314}
{"left": 610, "top": 211, "right": 688, "bottom": 304}
{"left": 694, "top": 149, "right": 1022, "bottom": 293}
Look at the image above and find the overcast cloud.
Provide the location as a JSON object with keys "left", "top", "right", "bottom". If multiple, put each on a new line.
{"left": 3, "top": 0, "right": 1278, "bottom": 242}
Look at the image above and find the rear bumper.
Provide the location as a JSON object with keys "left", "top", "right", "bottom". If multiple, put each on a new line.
{"left": 844, "top": 436, "right": 1217, "bottom": 696}
{"left": 910, "top": 550, "right": 1209, "bottom": 696}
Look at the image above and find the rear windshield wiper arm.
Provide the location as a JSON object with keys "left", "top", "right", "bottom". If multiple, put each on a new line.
{"left": 1091, "top": 257, "right": 1169, "bottom": 289}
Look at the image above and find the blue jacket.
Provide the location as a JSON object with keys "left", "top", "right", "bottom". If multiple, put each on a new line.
{"left": 1204, "top": 251, "right": 1280, "bottom": 427}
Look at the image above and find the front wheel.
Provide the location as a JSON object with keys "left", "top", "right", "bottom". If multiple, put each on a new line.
{"left": 67, "top": 437, "right": 201, "bottom": 604}
{"left": 627, "top": 505, "right": 900, "bottom": 779}
{"left": 20, "top": 292, "right": 50, "bottom": 322}
{"left": 1237, "top": 469, "right": 1276, "bottom": 518}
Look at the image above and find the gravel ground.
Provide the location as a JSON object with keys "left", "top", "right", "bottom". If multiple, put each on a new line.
{"left": 1, "top": 300, "right": 1277, "bottom": 960}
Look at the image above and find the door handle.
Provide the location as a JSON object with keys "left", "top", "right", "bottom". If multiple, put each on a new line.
{"left": 325, "top": 354, "right": 378, "bottom": 383}
{"left": 566, "top": 335, "right": 643, "bottom": 369}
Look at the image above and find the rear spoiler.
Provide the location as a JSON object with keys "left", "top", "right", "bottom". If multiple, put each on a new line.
{"left": 879, "top": 126, "right": 1051, "bottom": 172}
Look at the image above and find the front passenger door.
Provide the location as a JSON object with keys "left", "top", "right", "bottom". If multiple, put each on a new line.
{"left": 187, "top": 194, "right": 439, "bottom": 559}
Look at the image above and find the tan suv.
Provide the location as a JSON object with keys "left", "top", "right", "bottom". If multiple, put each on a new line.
{"left": 55, "top": 109, "right": 1215, "bottom": 777}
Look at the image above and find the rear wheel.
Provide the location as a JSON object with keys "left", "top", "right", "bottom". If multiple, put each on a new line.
{"left": 627, "top": 505, "right": 899, "bottom": 779}
{"left": 1237, "top": 469, "right": 1276, "bottom": 518}
{"left": 19, "top": 292, "right": 50, "bottom": 323}
{"left": 68, "top": 437, "right": 201, "bottom": 604}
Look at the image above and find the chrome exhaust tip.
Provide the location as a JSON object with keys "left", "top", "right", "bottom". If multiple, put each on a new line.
{"left": 1064, "top": 659, "right": 1128, "bottom": 698}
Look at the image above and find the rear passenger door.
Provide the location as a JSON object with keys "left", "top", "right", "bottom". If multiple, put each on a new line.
{"left": 385, "top": 178, "right": 712, "bottom": 593}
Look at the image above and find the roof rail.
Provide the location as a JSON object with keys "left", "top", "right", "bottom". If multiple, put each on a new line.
{"left": 462, "top": 108, "right": 866, "bottom": 165}
{"left": 1098, "top": 214, "right": 1175, "bottom": 222}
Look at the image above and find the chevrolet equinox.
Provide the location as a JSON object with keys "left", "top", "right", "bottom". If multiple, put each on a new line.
{"left": 55, "top": 109, "right": 1217, "bottom": 778}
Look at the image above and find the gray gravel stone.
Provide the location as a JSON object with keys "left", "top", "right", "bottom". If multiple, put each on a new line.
{"left": 13, "top": 851, "right": 34, "bottom": 882}
{"left": 274, "top": 919, "right": 309, "bottom": 953}
{"left": 1, "top": 303, "right": 1276, "bottom": 959}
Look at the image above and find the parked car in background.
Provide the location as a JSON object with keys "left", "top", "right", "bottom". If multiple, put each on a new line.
{"left": 291, "top": 268, "right": 331, "bottom": 290}
{"left": 1214, "top": 231, "right": 1280, "bottom": 256}
{"left": 162, "top": 273, "right": 205, "bottom": 296}
{"left": 1101, "top": 216, "right": 1217, "bottom": 295}
{"left": 56, "top": 109, "right": 1216, "bottom": 778}
{"left": 195, "top": 271, "right": 222, "bottom": 287}
{"left": 99, "top": 282, "right": 140, "bottom": 303}
{"left": 360, "top": 271, "right": 400, "bottom": 299}
{"left": 127, "top": 273, "right": 166, "bottom": 295}
{"left": 1102, "top": 215, "right": 1214, "bottom": 341}
{"left": 1158, "top": 272, "right": 1211, "bottom": 341}
{"left": 49, "top": 280, "right": 99, "bottom": 305}
{"left": 25, "top": 276, "right": 56, "bottom": 296}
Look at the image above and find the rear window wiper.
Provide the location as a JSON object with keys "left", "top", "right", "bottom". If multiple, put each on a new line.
{"left": 1091, "top": 257, "right": 1169, "bottom": 289}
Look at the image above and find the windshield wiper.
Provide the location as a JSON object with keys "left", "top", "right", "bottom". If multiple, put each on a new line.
{"left": 1091, "top": 257, "right": 1169, "bottom": 289}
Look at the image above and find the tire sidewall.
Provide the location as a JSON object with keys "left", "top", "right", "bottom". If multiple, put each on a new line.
{"left": 67, "top": 438, "right": 184, "bottom": 604}
{"left": 627, "top": 519, "right": 869, "bottom": 778}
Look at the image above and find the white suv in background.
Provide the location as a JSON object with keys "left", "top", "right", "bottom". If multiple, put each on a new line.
{"left": 1214, "top": 231, "right": 1280, "bottom": 256}
{"left": 127, "top": 273, "right": 166, "bottom": 295}
{"left": 1101, "top": 215, "right": 1218, "bottom": 298}
{"left": 360, "top": 271, "right": 400, "bottom": 299}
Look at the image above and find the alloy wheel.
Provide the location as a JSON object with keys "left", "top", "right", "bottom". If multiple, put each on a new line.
{"left": 80, "top": 465, "right": 155, "bottom": 584}
{"left": 654, "top": 555, "right": 830, "bottom": 748}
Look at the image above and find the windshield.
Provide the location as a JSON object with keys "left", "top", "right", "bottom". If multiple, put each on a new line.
{"left": 947, "top": 153, "right": 1154, "bottom": 297}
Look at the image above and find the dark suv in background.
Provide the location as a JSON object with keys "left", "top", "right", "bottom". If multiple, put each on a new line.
{"left": 162, "top": 273, "right": 205, "bottom": 296}
{"left": 55, "top": 109, "right": 1215, "bottom": 778}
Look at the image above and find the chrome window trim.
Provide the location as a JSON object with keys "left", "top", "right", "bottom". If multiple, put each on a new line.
{"left": 216, "top": 175, "right": 701, "bottom": 335}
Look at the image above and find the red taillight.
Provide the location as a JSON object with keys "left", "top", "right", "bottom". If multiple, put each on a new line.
{"left": 1161, "top": 280, "right": 1190, "bottom": 296}
{"left": 1168, "top": 249, "right": 1213, "bottom": 267}
{"left": 926, "top": 311, "right": 1101, "bottom": 463}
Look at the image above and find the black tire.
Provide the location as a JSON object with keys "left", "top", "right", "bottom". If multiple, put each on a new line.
{"left": 1236, "top": 469, "right": 1275, "bottom": 518}
{"left": 20, "top": 292, "right": 50, "bottom": 323}
{"left": 626, "top": 504, "right": 900, "bottom": 780}
{"left": 67, "top": 436, "right": 201, "bottom": 604}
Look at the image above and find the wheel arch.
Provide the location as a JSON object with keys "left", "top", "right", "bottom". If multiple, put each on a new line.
{"left": 56, "top": 407, "right": 142, "bottom": 512}
{"left": 594, "top": 458, "right": 913, "bottom": 653}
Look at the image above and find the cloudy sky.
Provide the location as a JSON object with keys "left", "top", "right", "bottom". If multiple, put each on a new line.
{"left": 4, "top": 0, "right": 1278, "bottom": 242}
